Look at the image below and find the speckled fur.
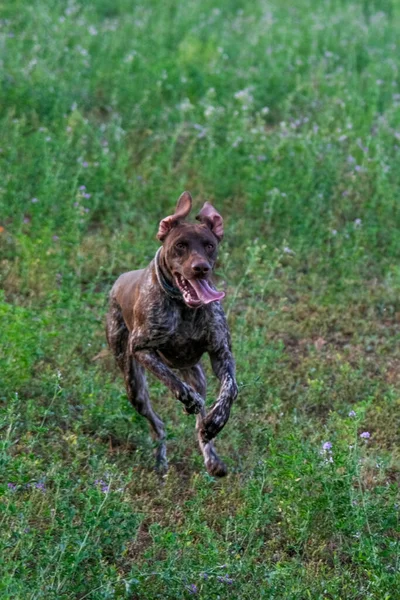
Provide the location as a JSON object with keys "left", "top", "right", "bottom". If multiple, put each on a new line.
{"left": 106, "top": 198, "right": 238, "bottom": 477}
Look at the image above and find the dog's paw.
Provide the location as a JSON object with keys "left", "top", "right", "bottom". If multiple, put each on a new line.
{"left": 177, "top": 384, "right": 204, "bottom": 415}
{"left": 201, "top": 403, "right": 231, "bottom": 441}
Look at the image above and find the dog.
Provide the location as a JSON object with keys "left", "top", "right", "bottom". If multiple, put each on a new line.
{"left": 106, "top": 192, "right": 238, "bottom": 476}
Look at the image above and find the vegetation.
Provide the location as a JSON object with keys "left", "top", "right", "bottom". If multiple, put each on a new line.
{"left": 1, "top": 0, "right": 400, "bottom": 597}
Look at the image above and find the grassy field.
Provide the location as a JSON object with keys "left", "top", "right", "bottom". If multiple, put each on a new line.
{"left": 1, "top": 0, "right": 400, "bottom": 597}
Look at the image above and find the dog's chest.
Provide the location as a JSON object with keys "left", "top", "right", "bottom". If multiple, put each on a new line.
{"left": 156, "top": 308, "right": 209, "bottom": 367}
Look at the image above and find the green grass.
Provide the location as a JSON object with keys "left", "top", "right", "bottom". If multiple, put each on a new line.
{"left": 1, "top": 0, "right": 400, "bottom": 597}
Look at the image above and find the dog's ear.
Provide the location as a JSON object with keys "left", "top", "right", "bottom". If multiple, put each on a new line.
{"left": 196, "top": 202, "right": 224, "bottom": 241}
{"left": 157, "top": 191, "right": 192, "bottom": 241}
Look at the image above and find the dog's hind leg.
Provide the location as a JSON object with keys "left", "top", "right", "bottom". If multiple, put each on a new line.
{"left": 106, "top": 300, "right": 167, "bottom": 471}
{"left": 124, "top": 356, "right": 168, "bottom": 472}
{"left": 179, "top": 364, "right": 228, "bottom": 478}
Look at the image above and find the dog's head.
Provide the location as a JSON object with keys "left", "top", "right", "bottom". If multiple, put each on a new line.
{"left": 157, "top": 192, "right": 225, "bottom": 308}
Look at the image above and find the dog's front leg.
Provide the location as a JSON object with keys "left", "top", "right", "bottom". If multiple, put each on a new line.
{"left": 133, "top": 348, "right": 205, "bottom": 415}
{"left": 201, "top": 344, "right": 238, "bottom": 442}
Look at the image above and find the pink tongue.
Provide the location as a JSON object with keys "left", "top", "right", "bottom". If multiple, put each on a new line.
{"left": 189, "top": 278, "right": 225, "bottom": 304}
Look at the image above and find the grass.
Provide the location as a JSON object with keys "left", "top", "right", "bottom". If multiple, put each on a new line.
{"left": 1, "top": 0, "right": 400, "bottom": 597}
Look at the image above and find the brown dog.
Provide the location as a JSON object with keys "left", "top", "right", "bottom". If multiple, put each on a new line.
{"left": 106, "top": 192, "right": 238, "bottom": 476}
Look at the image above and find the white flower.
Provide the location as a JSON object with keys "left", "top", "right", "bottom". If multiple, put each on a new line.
{"left": 204, "top": 105, "right": 216, "bottom": 118}
{"left": 178, "top": 98, "right": 194, "bottom": 112}
{"left": 234, "top": 88, "right": 254, "bottom": 104}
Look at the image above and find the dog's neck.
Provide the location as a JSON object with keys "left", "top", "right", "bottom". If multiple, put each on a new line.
{"left": 154, "top": 247, "right": 183, "bottom": 300}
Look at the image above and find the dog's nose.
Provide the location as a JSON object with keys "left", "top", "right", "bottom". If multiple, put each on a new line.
{"left": 191, "top": 261, "right": 210, "bottom": 275}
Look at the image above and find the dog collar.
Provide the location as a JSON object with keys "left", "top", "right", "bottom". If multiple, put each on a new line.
{"left": 154, "top": 247, "right": 183, "bottom": 300}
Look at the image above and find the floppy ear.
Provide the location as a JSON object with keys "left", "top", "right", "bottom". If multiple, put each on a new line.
{"left": 196, "top": 202, "right": 224, "bottom": 241}
{"left": 157, "top": 191, "right": 192, "bottom": 241}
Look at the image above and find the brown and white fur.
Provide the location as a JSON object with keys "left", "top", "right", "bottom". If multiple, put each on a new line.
{"left": 106, "top": 192, "right": 238, "bottom": 477}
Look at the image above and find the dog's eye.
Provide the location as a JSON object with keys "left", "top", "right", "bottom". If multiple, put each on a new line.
{"left": 205, "top": 243, "right": 215, "bottom": 252}
{"left": 175, "top": 242, "right": 186, "bottom": 250}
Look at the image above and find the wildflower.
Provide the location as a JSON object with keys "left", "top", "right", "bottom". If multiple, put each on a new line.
{"left": 52, "top": 235, "right": 59, "bottom": 241}
{"left": 124, "top": 52, "right": 137, "bottom": 63}
{"left": 331, "top": 229, "right": 338, "bottom": 235}
{"left": 178, "top": 98, "right": 193, "bottom": 112}
{"left": 31, "top": 197, "right": 39, "bottom": 203}
{"left": 7, "top": 483, "right": 16, "bottom": 491}
{"left": 82, "top": 161, "right": 89, "bottom": 168}
{"left": 354, "top": 218, "right": 362, "bottom": 227}
{"left": 322, "top": 441, "right": 332, "bottom": 451}
{"left": 34, "top": 482, "right": 46, "bottom": 492}
{"left": 94, "top": 479, "right": 109, "bottom": 493}
{"left": 200, "top": 572, "right": 209, "bottom": 580}
{"left": 360, "top": 431, "right": 370, "bottom": 439}
{"left": 79, "top": 185, "right": 86, "bottom": 191}
{"left": 283, "top": 246, "right": 295, "bottom": 255}
{"left": 83, "top": 193, "right": 91, "bottom": 199}
{"left": 217, "top": 575, "right": 233, "bottom": 584}
{"left": 231, "top": 137, "right": 242, "bottom": 148}
{"left": 88, "top": 25, "right": 98, "bottom": 36}
{"left": 348, "top": 410, "right": 356, "bottom": 417}
{"left": 188, "top": 584, "right": 198, "bottom": 594}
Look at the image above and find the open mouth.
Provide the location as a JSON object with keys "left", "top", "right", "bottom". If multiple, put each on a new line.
{"left": 175, "top": 273, "right": 225, "bottom": 307}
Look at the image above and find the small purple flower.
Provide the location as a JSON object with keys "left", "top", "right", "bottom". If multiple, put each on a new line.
{"left": 95, "top": 479, "right": 109, "bottom": 493}
{"left": 23, "top": 217, "right": 30, "bottom": 224}
{"left": 84, "top": 207, "right": 90, "bottom": 213}
{"left": 360, "top": 431, "right": 370, "bottom": 439}
{"left": 34, "top": 482, "right": 46, "bottom": 492}
{"left": 217, "top": 575, "right": 233, "bottom": 584}
{"left": 188, "top": 584, "right": 198, "bottom": 594}
{"left": 82, "top": 161, "right": 89, "bottom": 168}
{"left": 31, "top": 197, "right": 39, "bottom": 203}
{"left": 7, "top": 483, "right": 16, "bottom": 491}
{"left": 354, "top": 218, "right": 362, "bottom": 228}
{"left": 322, "top": 441, "right": 332, "bottom": 451}
{"left": 79, "top": 185, "right": 86, "bottom": 191}
{"left": 52, "top": 235, "right": 59, "bottom": 241}
{"left": 348, "top": 410, "right": 356, "bottom": 417}
{"left": 83, "top": 193, "right": 91, "bottom": 199}
{"left": 200, "top": 572, "right": 209, "bottom": 580}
